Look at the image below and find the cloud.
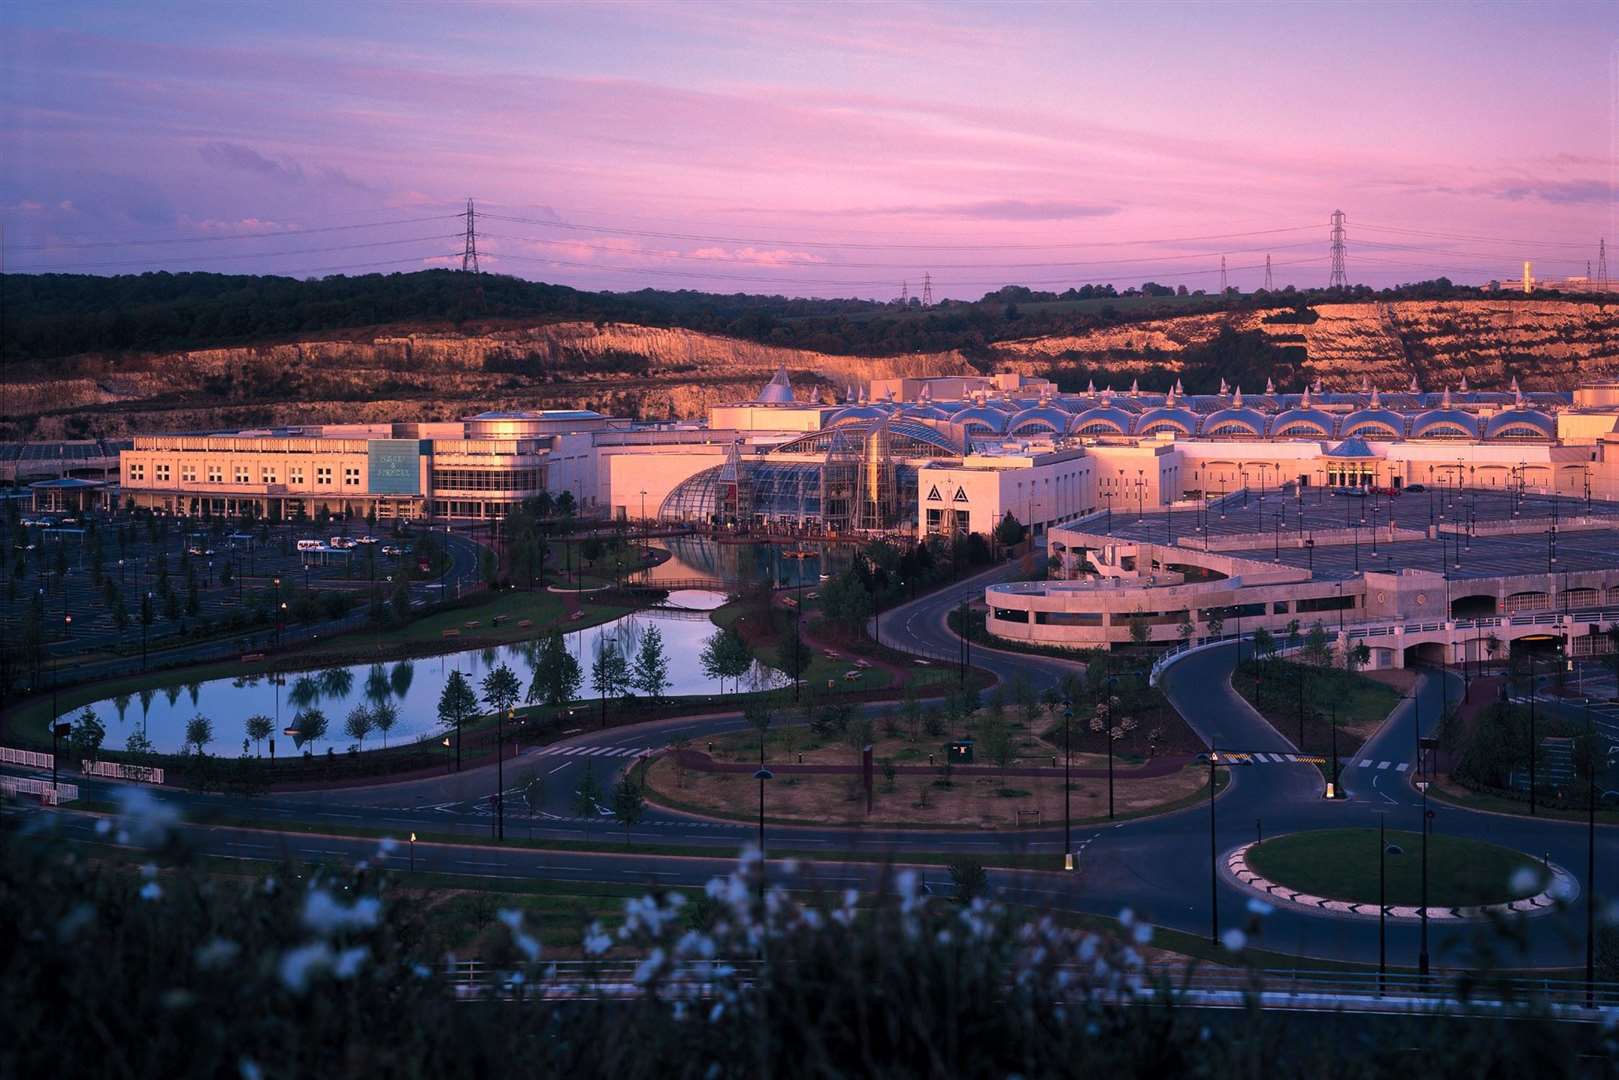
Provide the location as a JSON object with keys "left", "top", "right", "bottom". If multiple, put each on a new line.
{"left": 861, "top": 199, "right": 1126, "bottom": 220}
{"left": 1488, "top": 178, "right": 1613, "bottom": 206}
{"left": 197, "top": 141, "right": 372, "bottom": 191}
{"left": 689, "top": 246, "right": 826, "bottom": 266}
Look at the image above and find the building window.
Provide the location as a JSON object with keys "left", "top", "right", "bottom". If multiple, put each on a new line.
{"left": 234, "top": 467, "right": 250, "bottom": 484}
{"left": 154, "top": 464, "right": 170, "bottom": 482}
{"left": 316, "top": 467, "right": 332, "bottom": 486}
{"left": 343, "top": 467, "right": 361, "bottom": 486}
{"left": 207, "top": 467, "right": 223, "bottom": 484}
{"left": 290, "top": 467, "right": 305, "bottom": 485}
{"left": 261, "top": 467, "right": 278, "bottom": 484}
{"left": 181, "top": 466, "right": 197, "bottom": 483}
{"left": 128, "top": 464, "right": 145, "bottom": 481}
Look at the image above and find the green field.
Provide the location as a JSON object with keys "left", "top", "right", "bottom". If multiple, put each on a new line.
{"left": 1246, "top": 827, "right": 1547, "bottom": 908}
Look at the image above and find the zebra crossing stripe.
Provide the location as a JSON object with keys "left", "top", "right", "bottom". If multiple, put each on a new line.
{"left": 1359, "top": 759, "right": 1373, "bottom": 768}
{"left": 1284, "top": 754, "right": 1298, "bottom": 762}
{"left": 1377, "top": 761, "right": 1391, "bottom": 770}
{"left": 1396, "top": 763, "right": 1409, "bottom": 772}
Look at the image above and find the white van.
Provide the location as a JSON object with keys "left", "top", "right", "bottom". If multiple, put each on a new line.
{"left": 296, "top": 539, "right": 323, "bottom": 552}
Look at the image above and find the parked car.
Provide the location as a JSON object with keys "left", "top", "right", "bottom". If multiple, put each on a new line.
{"left": 1404, "top": 483, "right": 1427, "bottom": 493}
{"left": 355, "top": 535, "right": 379, "bottom": 545}
{"left": 381, "top": 545, "right": 403, "bottom": 557}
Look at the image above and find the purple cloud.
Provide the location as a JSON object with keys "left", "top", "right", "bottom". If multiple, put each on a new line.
{"left": 198, "top": 141, "right": 372, "bottom": 192}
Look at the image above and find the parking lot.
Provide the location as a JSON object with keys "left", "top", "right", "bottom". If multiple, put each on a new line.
{"left": 3, "top": 507, "right": 465, "bottom": 668}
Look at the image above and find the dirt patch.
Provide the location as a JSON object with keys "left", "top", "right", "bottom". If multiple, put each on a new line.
{"left": 645, "top": 726, "right": 1206, "bottom": 830}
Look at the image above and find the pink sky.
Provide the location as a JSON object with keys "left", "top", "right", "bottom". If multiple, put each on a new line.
{"left": 2, "top": 1, "right": 1614, "bottom": 296}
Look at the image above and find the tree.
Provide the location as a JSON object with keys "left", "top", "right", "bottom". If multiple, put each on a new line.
{"left": 343, "top": 705, "right": 375, "bottom": 750}
{"left": 438, "top": 670, "right": 478, "bottom": 770}
{"left": 1251, "top": 627, "right": 1276, "bottom": 661}
{"left": 611, "top": 774, "right": 646, "bottom": 845}
{"left": 69, "top": 707, "right": 105, "bottom": 762}
{"left": 700, "top": 626, "right": 753, "bottom": 695}
{"left": 1127, "top": 614, "right": 1150, "bottom": 647}
{"left": 292, "top": 708, "right": 328, "bottom": 750}
{"left": 980, "top": 715, "right": 1014, "bottom": 779}
{"left": 1347, "top": 642, "right": 1371, "bottom": 674}
{"left": 244, "top": 714, "right": 273, "bottom": 756}
{"left": 371, "top": 699, "right": 398, "bottom": 747}
{"left": 591, "top": 638, "right": 631, "bottom": 719}
{"left": 185, "top": 713, "right": 214, "bottom": 756}
{"left": 631, "top": 625, "right": 670, "bottom": 703}
{"left": 520, "top": 769, "right": 545, "bottom": 839}
{"left": 994, "top": 512, "right": 1026, "bottom": 548}
{"left": 744, "top": 697, "right": 772, "bottom": 757}
{"left": 948, "top": 858, "right": 989, "bottom": 902}
{"left": 1177, "top": 617, "right": 1195, "bottom": 648}
{"left": 528, "top": 631, "right": 582, "bottom": 708}
{"left": 776, "top": 620, "right": 809, "bottom": 688}
{"left": 573, "top": 762, "right": 603, "bottom": 839}
{"left": 1203, "top": 609, "right": 1224, "bottom": 640}
{"left": 482, "top": 663, "right": 523, "bottom": 721}
{"left": 1303, "top": 621, "right": 1332, "bottom": 667}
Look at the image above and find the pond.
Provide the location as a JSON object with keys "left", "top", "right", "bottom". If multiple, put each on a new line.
{"left": 639, "top": 536, "right": 859, "bottom": 589}
{"left": 80, "top": 591, "right": 786, "bottom": 756}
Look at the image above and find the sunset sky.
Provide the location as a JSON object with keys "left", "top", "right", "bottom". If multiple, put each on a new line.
{"left": 2, "top": 0, "right": 1614, "bottom": 296}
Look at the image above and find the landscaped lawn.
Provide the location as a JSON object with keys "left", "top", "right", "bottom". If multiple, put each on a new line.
{"left": 1232, "top": 659, "right": 1405, "bottom": 758}
{"left": 1245, "top": 827, "right": 1547, "bottom": 908}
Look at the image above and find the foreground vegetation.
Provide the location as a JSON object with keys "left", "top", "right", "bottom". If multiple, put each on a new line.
{"left": 5, "top": 797, "right": 1618, "bottom": 1079}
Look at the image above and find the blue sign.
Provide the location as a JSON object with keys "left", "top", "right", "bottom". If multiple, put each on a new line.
{"left": 367, "top": 440, "right": 424, "bottom": 495}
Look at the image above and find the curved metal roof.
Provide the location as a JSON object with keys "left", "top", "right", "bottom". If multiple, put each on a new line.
{"left": 1006, "top": 405, "right": 1072, "bottom": 435}
{"left": 826, "top": 404, "right": 891, "bottom": 427}
{"left": 898, "top": 404, "right": 953, "bottom": 422}
{"left": 1267, "top": 407, "right": 1337, "bottom": 438}
{"left": 1198, "top": 407, "right": 1268, "bottom": 438}
{"left": 1482, "top": 408, "right": 1555, "bottom": 441}
{"left": 756, "top": 366, "right": 795, "bottom": 404}
{"left": 1338, "top": 409, "right": 1407, "bottom": 440}
{"left": 952, "top": 406, "right": 1010, "bottom": 433}
{"left": 1068, "top": 406, "right": 1134, "bottom": 436}
{"left": 1409, "top": 409, "right": 1482, "bottom": 440}
{"left": 1131, "top": 406, "right": 1201, "bottom": 436}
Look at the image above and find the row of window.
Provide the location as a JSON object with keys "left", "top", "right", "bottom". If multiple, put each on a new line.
{"left": 128, "top": 462, "right": 361, "bottom": 486}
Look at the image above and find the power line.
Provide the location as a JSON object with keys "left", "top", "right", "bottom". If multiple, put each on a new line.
{"left": 1355, "top": 222, "right": 1593, "bottom": 249}
{"left": 478, "top": 211, "right": 1327, "bottom": 251}
{"left": 460, "top": 199, "right": 480, "bottom": 274}
{"left": 10, "top": 213, "right": 464, "bottom": 252}
{"left": 6, "top": 234, "right": 465, "bottom": 273}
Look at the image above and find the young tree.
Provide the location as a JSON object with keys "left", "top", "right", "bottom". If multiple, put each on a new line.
{"left": 948, "top": 858, "right": 988, "bottom": 902}
{"left": 1204, "top": 609, "right": 1224, "bottom": 640}
{"left": 700, "top": 626, "right": 753, "bottom": 695}
{"left": 292, "top": 707, "right": 328, "bottom": 750}
{"left": 482, "top": 662, "right": 523, "bottom": 719}
{"left": 1177, "top": 617, "right": 1195, "bottom": 649}
{"left": 521, "top": 769, "right": 545, "bottom": 840}
{"left": 438, "top": 670, "right": 478, "bottom": 770}
{"left": 591, "top": 638, "right": 631, "bottom": 723}
{"left": 528, "top": 630, "right": 582, "bottom": 707}
{"left": 980, "top": 714, "right": 1014, "bottom": 780}
{"left": 611, "top": 774, "right": 646, "bottom": 846}
{"left": 343, "top": 704, "right": 375, "bottom": 750}
{"left": 631, "top": 625, "right": 671, "bottom": 703}
{"left": 371, "top": 699, "right": 398, "bottom": 747}
{"left": 744, "top": 697, "right": 772, "bottom": 758}
{"left": 1127, "top": 614, "right": 1150, "bottom": 647}
{"left": 69, "top": 706, "right": 105, "bottom": 762}
{"left": 1303, "top": 621, "right": 1332, "bottom": 667}
{"left": 776, "top": 620, "right": 809, "bottom": 689}
{"left": 244, "top": 714, "right": 274, "bottom": 756}
{"left": 573, "top": 762, "right": 603, "bottom": 840}
{"left": 185, "top": 713, "right": 214, "bottom": 756}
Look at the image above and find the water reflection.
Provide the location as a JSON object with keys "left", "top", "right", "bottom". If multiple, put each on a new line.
{"left": 82, "top": 592, "right": 782, "bottom": 755}
{"left": 638, "top": 536, "right": 857, "bottom": 589}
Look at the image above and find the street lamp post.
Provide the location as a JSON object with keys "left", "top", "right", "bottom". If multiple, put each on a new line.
{"left": 496, "top": 707, "right": 509, "bottom": 840}
{"left": 409, "top": 831, "right": 416, "bottom": 873}
{"left": 1528, "top": 654, "right": 1537, "bottom": 815}
{"left": 1379, "top": 813, "right": 1388, "bottom": 995}
{"left": 1062, "top": 699, "right": 1074, "bottom": 870}
{"left": 1585, "top": 700, "right": 1598, "bottom": 1007}
{"left": 753, "top": 767, "right": 773, "bottom": 861}
{"left": 1207, "top": 748, "right": 1228, "bottom": 944}
{"left": 1416, "top": 778, "right": 1432, "bottom": 977}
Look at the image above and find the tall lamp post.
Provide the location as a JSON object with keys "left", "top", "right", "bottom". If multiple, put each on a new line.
{"left": 1378, "top": 813, "right": 1389, "bottom": 996}
{"left": 1584, "top": 700, "right": 1598, "bottom": 1007}
{"left": 496, "top": 707, "right": 509, "bottom": 840}
{"left": 1415, "top": 777, "right": 1432, "bottom": 977}
{"left": 1207, "top": 748, "right": 1231, "bottom": 944}
{"left": 1062, "top": 698, "right": 1074, "bottom": 870}
{"left": 753, "top": 767, "right": 773, "bottom": 864}
{"left": 1527, "top": 654, "right": 1538, "bottom": 815}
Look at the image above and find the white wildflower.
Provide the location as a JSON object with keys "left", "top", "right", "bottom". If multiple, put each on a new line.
{"left": 377, "top": 837, "right": 399, "bottom": 857}
{"left": 279, "top": 942, "right": 335, "bottom": 992}
{"left": 239, "top": 1058, "right": 263, "bottom": 1080}
{"left": 139, "top": 882, "right": 162, "bottom": 902}
{"left": 1547, "top": 875, "right": 1577, "bottom": 902}
{"left": 633, "top": 947, "right": 666, "bottom": 986}
{"left": 412, "top": 963, "right": 432, "bottom": 979}
{"left": 1117, "top": 906, "right": 1134, "bottom": 927}
{"left": 583, "top": 922, "right": 613, "bottom": 956}
{"left": 334, "top": 946, "right": 369, "bottom": 979}
{"left": 1600, "top": 1006, "right": 1618, "bottom": 1033}
{"left": 195, "top": 938, "right": 241, "bottom": 970}
{"left": 302, "top": 890, "right": 381, "bottom": 935}
{"left": 1510, "top": 867, "right": 1540, "bottom": 896}
{"left": 56, "top": 903, "right": 95, "bottom": 942}
{"left": 1132, "top": 922, "right": 1153, "bottom": 945}
{"left": 709, "top": 1002, "right": 725, "bottom": 1023}
{"left": 113, "top": 787, "right": 180, "bottom": 849}
{"left": 140, "top": 863, "right": 158, "bottom": 879}
{"left": 1220, "top": 928, "right": 1247, "bottom": 953}
{"left": 1246, "top": 898, "right": 1274, "bottom": 917}
{"left": 94, "top": 818, "right": 111, "bottom": 836}
{"left": 676, "top": 930, "right": 716, "bottom": 960}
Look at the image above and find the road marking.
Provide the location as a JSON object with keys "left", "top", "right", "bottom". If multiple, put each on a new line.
{"left": 548, "top": 764, "right": 571, "bottom": 775}
{"left": 1377, "top": 761, "right": 1391, "bottom": 770}
{"left": 1358, "top": 759, "right": 1373, "bottom": 768}
{"left": 1396, "top": 762, "right": 1409, "bottom": 772}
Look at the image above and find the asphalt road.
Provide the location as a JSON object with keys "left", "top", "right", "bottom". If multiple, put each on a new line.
{"left": 12, "top": 557, "right": 1617, "bottom": 969}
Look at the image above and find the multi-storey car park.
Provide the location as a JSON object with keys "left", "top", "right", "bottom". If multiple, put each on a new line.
{"left": 8, "top": 368, "right": 1619, "bottom": 668}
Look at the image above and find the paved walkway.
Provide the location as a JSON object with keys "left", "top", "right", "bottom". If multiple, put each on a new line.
{"left": 1223, "top": 840, "right": 1574, "bottom": 922}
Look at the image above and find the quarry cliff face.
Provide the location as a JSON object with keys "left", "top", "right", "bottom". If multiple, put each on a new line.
{"left": 5, "top": 300, "right": 1616, "bottom": 440}
{"left": 988, "top": 299, "right": 1619, "bottom": 390}
{"left": 3, "top": 322, "right": 973, "bottom": 439}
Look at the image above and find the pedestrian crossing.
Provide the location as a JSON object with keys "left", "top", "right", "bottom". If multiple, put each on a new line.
{"left": 529, "top": 744, "right": 647, "bottom": 758}
{"left": 1232, "top": 751, "right": 1412, "bottom": 772}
